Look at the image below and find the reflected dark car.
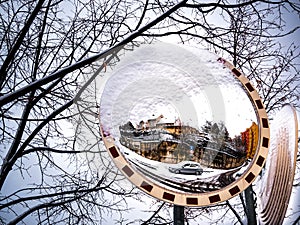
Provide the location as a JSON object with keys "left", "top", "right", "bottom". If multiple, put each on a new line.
{"left": 169, "top": 162, "right": 203, "bottom": 175}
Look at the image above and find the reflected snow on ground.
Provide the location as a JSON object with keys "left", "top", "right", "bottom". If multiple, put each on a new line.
{"left": 120, "top": 140, "right": 249, "bottom": 193}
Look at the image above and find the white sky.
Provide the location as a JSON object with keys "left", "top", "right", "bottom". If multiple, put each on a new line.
{"left": 99, "top": 42, "right": 256, "bottom": 140}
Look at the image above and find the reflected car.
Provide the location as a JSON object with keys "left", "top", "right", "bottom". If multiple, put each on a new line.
{"left": 169, "top": 162, "right": 203, "bottom": 175}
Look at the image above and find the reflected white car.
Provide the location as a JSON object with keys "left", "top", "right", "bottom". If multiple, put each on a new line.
{"left": 169, "top": 162, "right": 203, "bottom": 175}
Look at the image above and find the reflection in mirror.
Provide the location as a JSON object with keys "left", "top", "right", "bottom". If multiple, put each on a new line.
{"left": 118, "top": 118, "right": 257, "bottom": 193}
{"left": 99, "top": 43, "right": 259, "bottom": 193}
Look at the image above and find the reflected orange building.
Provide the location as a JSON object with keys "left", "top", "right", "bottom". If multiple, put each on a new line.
{"left": 241, "top": 122, "right": 258, "bottom": 159}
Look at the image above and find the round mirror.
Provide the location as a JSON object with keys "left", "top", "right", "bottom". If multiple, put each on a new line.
{"left": 258, "top": 104, "right": 298, "bottom": 224}
{"left": 99, "top": 42, "right": 270, "bottom": 206}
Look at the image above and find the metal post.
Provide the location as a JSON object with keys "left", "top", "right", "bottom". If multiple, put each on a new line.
{"left": 244, "top": 184, "right": 257, "bottom": 225}
{"left": 174, "top": 205, "right": 184, "bottom": 225}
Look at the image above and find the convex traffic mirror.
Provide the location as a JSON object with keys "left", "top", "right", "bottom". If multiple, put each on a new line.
{"left": 99, "top": 42, "right": 270, "bottom": 206}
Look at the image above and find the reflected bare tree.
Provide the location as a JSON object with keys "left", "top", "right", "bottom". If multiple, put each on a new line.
{"left": 0, "top": 0, "right": 299, "bottom": 224}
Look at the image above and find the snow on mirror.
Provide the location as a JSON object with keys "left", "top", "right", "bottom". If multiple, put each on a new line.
{"left": 98, "top": 42, "right": 269, "bottom": 206}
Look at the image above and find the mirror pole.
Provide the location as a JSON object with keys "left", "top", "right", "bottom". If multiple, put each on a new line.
{"left": 174, "top": 205, "right": 184, "bottom": 225}
{"left": 244, "top": 184, "right": 257, "bottom": 225}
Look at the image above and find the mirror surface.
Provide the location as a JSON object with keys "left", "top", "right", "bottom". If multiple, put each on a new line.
{"left": 99, "top": 42, "right": 259, "bottom": 193}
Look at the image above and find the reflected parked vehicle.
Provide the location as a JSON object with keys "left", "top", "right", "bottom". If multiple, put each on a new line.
{"left": 169, "top": 162, "right": 203, "bottom": 175}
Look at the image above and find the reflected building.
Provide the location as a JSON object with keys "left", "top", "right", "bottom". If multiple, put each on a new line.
{"left": 119, "top": 117, "right": 258, "bottom": 169}
{"left": 241, "top": 122, "right": 259, "bottom": 159}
